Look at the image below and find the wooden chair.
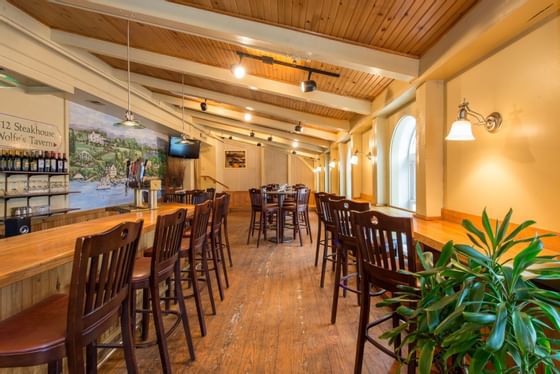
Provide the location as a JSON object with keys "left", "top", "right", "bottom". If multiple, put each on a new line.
{"left": 246, "top": 188, "right": 262, "bottom": 244}
{"left": 329, "top": 199, "right": 374, "bottom": 324}
{"left": 181, "top": 200, "right": 215, "bottom": 329}
{"left": 317, "top": 193, "right": 345, "bottom": 288}
{"left": 281, "top": 188, "right": 311, "bottom": 246}
{"left": 351, "top": 210, "right": 417, "bottom": 374}
{"left": 0, "top": 220, "right": 143, "bottom": 373}
{"left": 184, "top": 189, "right": 204, "bottom": 204}
{"left": 256, "top": 190, "right": 280, "bottom": 247}
{"left": 192, "top": 192, "right": 210, "bottom": 204}
{"left": 164, "top": 192, "right": 186, "bottom": 203}
{"left": 206, "top": 188, "right": 216, "bottom": 200}
{"left": 313, "top": 192, "right": 331, "bottom": 266}
{"left": 206, "top": 194, "right": 228, "bottom": 300}
{"left": 217, "top": 192, "right": 233, "bottom": 267}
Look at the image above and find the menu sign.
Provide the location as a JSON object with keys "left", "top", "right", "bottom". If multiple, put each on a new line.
{"left": 0, "top": 112, "right": 62, "bottom": 151}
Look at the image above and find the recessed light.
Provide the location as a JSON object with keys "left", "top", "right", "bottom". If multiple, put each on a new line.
{"left": 244, "top": 113, "right": 252, "bottom": 122}
{"left": 232, "top": 64, "right": 246, "bottom": 79}
{"left": 292, "top": 140, "right": 299, "bottom": 148}
{"left": 249, "top": 86, "right": 258, "bottom": 90}
{"left": 245, "top": 106, "right": 254, "bottom": 111}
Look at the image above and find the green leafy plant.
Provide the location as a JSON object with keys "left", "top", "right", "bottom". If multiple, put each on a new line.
{"left": 380, "top": 209, "right": 560, "bottom": 373}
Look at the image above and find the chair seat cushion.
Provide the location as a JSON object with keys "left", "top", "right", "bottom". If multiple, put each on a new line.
{"left": 0, "top": 294, "right": 67, "bottom": 363}
{"left": 132, "top": 257, "right": 151, "bottom": 283}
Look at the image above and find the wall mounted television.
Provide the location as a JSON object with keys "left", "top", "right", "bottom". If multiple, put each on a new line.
{"left": 168, "top": 136, "right": 201, "bottom": 159}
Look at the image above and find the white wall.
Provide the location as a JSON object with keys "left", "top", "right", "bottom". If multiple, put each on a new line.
{"left": 222, "top": 140, "right": 261, "bottom": 191}
{"left": 445, "top": 15, "right": 560, "bottom": 231}
{"left": 264, "top": 148, "right": 288, "bottom": 185}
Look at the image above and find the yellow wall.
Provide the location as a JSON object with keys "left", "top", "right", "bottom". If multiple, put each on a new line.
{"left": 445, "top": 15, "right": 560, "bottom": 231}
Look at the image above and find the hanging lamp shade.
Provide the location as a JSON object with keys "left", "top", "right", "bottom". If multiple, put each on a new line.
{"left": 445, "top": 119, "right": 475, "bottom": 141}
{"left": 114, "top": 20, "right": 143, "bottom": 129}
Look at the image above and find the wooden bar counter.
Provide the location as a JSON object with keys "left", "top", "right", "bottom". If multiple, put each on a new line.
{"left": 0, "top": 203, "right": 194, "bottom": 323}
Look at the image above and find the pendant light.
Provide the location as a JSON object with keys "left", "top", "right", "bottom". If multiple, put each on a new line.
{"left": 114, "top": 20, "right": 144, "bottom": 129}
{"left": 179, "top": 74, "right": 194, "bottom": 144}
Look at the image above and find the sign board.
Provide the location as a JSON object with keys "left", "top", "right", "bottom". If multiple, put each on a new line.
{"left": 0, "top": 112, "right": 62, "bottom": 151}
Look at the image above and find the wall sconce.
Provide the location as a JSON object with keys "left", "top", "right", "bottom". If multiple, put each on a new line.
{"left": 314, "top": 166, "right": 322, "bottom": 173}
{"left": 329, "top": 160, "right": 336, "bottom": 169}
{"left": 366, "top": 152, "right": 373, "bottom": 162}
{"left": 446, "top": 99, "right": 502, "bottom": 141}
{"left": 350, "top": 150, "right": 359, "bottom": 165}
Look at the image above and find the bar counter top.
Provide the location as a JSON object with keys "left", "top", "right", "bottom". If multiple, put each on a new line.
{"left": 0, "top": 203, "right": 194, "bottom": 289}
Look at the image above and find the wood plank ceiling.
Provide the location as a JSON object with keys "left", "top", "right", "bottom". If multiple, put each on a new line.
{"left": 170, "top": 0, "right": 479, "bottom": 57}
{"left": 9, "top": 0, "right": 478, "bottom": 138}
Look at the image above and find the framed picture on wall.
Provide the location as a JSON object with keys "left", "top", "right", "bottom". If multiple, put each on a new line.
{"left": 225, "top": 150, "right": 246, "bottom": 168}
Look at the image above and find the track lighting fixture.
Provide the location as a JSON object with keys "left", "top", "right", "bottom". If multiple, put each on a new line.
{"left": 291, "top": 150, "right": 297, "bottom": 155}
{"left": 294, "top": 122, "right": 304, "bottom": 133}
{"left": 200, "top": 99, "right": 207, "bottom": 112}
{"left": 244, "top": 113, "right": 252, "bottom": 122}
{"left": 257, "top": 143, "right": 262, "bottom": 147}
{"left": 300, "top": 72, "right": 317, "bottom": 93}
{"left": 267, "top": 136, "right": 273, "bottom": 142}
{"left": 250, "top": 130, "right": 255, "bottom": 137}
{"left": 228, "top": 136, "right": 233, "bottom": 140}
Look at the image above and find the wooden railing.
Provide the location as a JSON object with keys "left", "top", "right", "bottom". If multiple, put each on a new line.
{"left": 201, "top": 175, "right": 230, "bottom": 189}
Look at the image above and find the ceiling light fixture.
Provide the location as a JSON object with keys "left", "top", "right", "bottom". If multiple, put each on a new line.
{"left": 292, "top": 140, "right": 299, "bottom": 148}
{"left": 329, "top": 160, "right": 336, "bottom": 169}
{"left": 249, "top": 86, "right": 258, "bottom": 90}
{"left": 114, "top": 20, "right": 143, "bottom": 129}
{"left": 350, "top": 150, "right": 359, "bottom": 165}
{"left": 300, "top": 72, "right": 317, "bottom": 93}
{"left": 267, "top": 136, "right": 273, "bottom": 142}
{"left": 446, "top": 99, "right": 502, "bottom": 141}
{"left": 200, "top": 99, "right": 207, "bottom": 112}
{"left": 366, "top": 152, "right": 374, "bottom": 162}
{"left": 249, "top": 130, "right": 255, "bottom": 137}
{"left": 231, "top": 55, "right": 246, "bottom": 79}
{"left": 245, "top": 106, "right": 254, "bottom": 111}
{"left": 291, "top": 150, "right": 297, "bottom": 155}
{"left": 256, "top": 143, "right": 262, "bottom": 147}
{"left": 294, "top": 123, "right": 304, "bottom": 133}
{"left": 244, "top": 113, "right": 252, "bottom": 122}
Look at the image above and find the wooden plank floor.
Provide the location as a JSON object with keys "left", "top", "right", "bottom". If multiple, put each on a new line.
{"left": 101, "top": 210, "right": 404, "bottom": 374}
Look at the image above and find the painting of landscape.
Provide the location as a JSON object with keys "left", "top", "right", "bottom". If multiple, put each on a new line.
{"left": 68, "top": 102, "right": 168, "bottom": 210}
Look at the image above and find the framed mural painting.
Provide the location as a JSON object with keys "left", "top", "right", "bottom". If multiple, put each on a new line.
{"left": 225, "top": 150, "right": 246, "bottom": 168}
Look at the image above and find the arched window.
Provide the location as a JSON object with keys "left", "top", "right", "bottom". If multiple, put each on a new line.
{"left": 390, "top": 116, "right": 416, "bottom": 211}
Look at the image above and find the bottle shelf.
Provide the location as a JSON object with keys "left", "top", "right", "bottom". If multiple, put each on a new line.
{"left": 0, "top": 171, "right": 68, "bottom": 176}
{"left": 0, "top": 191, "right": 79, "bottom": 200}
{"left": 0, "top": 207, "right": 80, "bottom": 222}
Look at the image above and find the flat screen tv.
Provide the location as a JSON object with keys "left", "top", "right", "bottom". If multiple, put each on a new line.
{"left": 168, "top": 136, "right": 201, "bottom": 159}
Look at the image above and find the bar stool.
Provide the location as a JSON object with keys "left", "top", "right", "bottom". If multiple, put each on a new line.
{"left": 281, "top": 188, "right": 311, "bottom": 246}
{"left": 351, "top": 210, "right": 417, "bottom": 374}
{"left": 218, "top": 192, "right": 233, "bottom": 267}
{"left": 209, "top": 194, "right": 229, "bottom": 290}
{"left": 129, "top": 209, "right": 195, "bottom": 374}
{"left": 329, "top": 199, "right": 374, "bottom": 324}
{"left": 256, "top": 190, "right": 280, "bottom": 247}
{"left": 246, "top": 188, "right": 262, "bottom": 244}
{"left": 0, "top": 220, "right": 143, "bottom": 373}
{"left": 317, "top": 193, "right": 344, "bottom": 288}
{"left": 313, "top": 192, "right": 330, "bottom": 266}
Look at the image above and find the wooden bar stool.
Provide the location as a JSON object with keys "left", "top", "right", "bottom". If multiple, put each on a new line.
{"left": 281, "top": 188, "right": 311, "bottom": 246}
{"left": 209, "top": 194, "right": 229, "bottom": 291}
{"left": 0, "top": 220, "right": 143, "bottom": 373}
{"left": 256, "top": 190, "right": 280, "bottom": 247}
{"left": 127, "top": 209, "right": 195, "bottom": 374}
{"left": 328, "top": 199, "right": 373, "bottom": 324}
{"left": 217, "top": 192, "right": 233, "bottom": 267}
{"left": 351, "top": 210, "right": 417, "bottom": 374}
{"left": 317, "top": 194, "right": 345, "bottom": 288}
{"left": 246, "top": 188, "right": 262, "bottom": 244}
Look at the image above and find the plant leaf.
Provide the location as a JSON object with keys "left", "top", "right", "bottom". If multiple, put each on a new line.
{"left": 486, "top": 302, "right": 507, "bottom": 352}
{"left": 503, "top": 219, "right": 537, "bottom": 243}
{"left": 469, "top": 348, "right": 492, "bottom": 373}
{"left": 425, "top": 293, "right": 458, "bottom": 311}
{"left": 531, "top": 299, "right": 560, "bottom": 330}
{"left": 435, "top": 240, "right": 455, "bottom": 267}
{"left": 481, "top": 208, "right": 496, "bottom": 249}
{"left": 463, "top": 311, "right": 496, "bottom": 324}
{"left": 512, "top": 310, "right": 537, "bottom": 354}
{"left": 462, "top": 218, "right": 489, "bottom": 248}
{"left": 418, "top": 340, "right": 436, "bottom": 374}
{"left": 495, "top": 208, "right": 513, "bottom": 245}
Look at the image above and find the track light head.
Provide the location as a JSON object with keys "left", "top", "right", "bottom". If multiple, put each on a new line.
{"left": 267, "top": 136, "right": 273, "bottom": 142}
{"left": 294, "top": 123, "right": 303, "bottom": 133}
{"left": 250, "top": 130, "right": 255, "bottom": 137}
{"left": 200, "top": 99, "right": 207, "bottom": 112}
{"left": 228, "top": 135, "right": 233, "bottom": 140}
{"left": 301, "top": 72, "right": 317, "bottom": 93}
{"left": 291, "top": 150, "right": 297, "bottom": 155}
{"left": 257, "top": 143, "right": 262, "bottom": 147}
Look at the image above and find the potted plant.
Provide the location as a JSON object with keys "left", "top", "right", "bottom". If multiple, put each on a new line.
{"left": 380, "top": 209, "right": 560, "bottom": 373}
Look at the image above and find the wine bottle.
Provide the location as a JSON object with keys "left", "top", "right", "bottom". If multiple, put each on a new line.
{"left": 30, "top": 151, "right": 37, "bottom": 172}
{"left": 62, "top": 153, "right": 68, "bottom": 173}
{"left": 22, "top": 151, "right": 29, "bottom": 172}
{"left": 0, "top": 150, "right": 5, "bottom": 171}
{"left": 14, "top": 150, "right": 22, "bottom": 171}
{"left": 37, "top": 151, "right": 44, "bottom": 172}
{"left": 50, "top": 151, "right": 57, "bottom": 173}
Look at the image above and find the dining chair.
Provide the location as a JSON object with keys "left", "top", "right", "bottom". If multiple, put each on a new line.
{"left": 351, "top": 210, "right": 417, "bottom": 374}
{"left": 317, "top": 193, "right": 345, "bottom": 288}
{"left": 0, "top": 220, "right": 143, "bottom": 373}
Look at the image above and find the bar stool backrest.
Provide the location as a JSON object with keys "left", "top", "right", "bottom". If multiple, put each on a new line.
{"left": 248, "top": 188, "right": 261, "bottom": 208}
{"left": 184, "top": 190, "right": 204, "bottom": 204}
{"left": 330, "top": 199, "right": 370, "bottom": 244}
{"left": 192, "top": 192, "right": 210, "bottom": 205}
{"left": 296, "top": 188, "right": 310, "bottom": 209}
{"left": 351, "top": 210, "right": 416, "bottom": 292}
{"left": 164, "top": 192, "right": 186, "bottom": 203}
{"left": 67, "top": 220, "right": 144, "bottom": 346}
{"left": 189, "top": 200, "right": 212, "bottom": 253}
{"left": 151, "top": 209, "right": 188, "bottom": 279}
{"left": 319, "top": 194, "right": 344, "bottom": 227}
{"left": 211, "top": 194, "right": 226, "bottom": 232}
{"left": 206, "top": 188, "right": 216, "bottom": 200}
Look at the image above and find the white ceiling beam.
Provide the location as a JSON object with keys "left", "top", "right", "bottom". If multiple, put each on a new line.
{"left": 195, "top": 118, "right": 324, "bottom": 153}
{"left": 123, "top": 71, "right": 348, "bottom": 131}
{"left": 49, "top": 0, "right": 419, "bottom": 81}
{"left": 184, "top": 111, "right": 330, "bottom": 148}
{"left": 152, "top": 92, "right": 337, "bottom": 142}
{"left": 51, "top": 30, "right": 372, "bottom": 115}
{"left": 203, "top": 125, "right": 319, "bottom": 159}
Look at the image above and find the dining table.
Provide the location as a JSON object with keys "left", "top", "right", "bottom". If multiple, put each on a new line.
{"left": 264, "top": 190, "right": 297, "bottom": 243}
